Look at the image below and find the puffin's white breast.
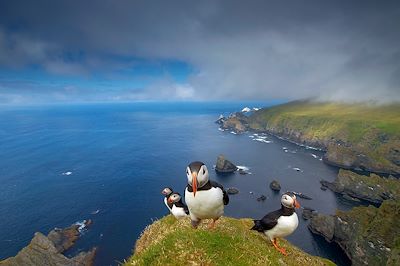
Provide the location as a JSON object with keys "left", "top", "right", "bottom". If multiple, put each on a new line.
{"left": 164, "top": 197, "right": 172, "bottom": 212}
{"left": 264, "top": 212, "right": 298, "bottom": 240}
{"left": 185, "top": 187, "right": 224, "bottom": 220}
{"left": 171, "top": 205, "right": 188, "bottom": 219}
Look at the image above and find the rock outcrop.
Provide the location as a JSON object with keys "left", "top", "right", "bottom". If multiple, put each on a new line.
{"left": 215, "top": 154, "right": 237, "bottom": 173}
{"left": 308, "top": 201, "right": 400, "bottom": 265}
{"left": 269, "top": 180, "right": 281, "bottom": 191}
{"left": 0, "top": 220, "right": 96, "bottom": 266}
{"left": 320, "top": 169, "right": 400, "bottom": 204}
{"left": 226, "top": 187, "right": 239, "bottom": 194}
{"left": 220, "top": 112, "right": 249, "bottom": 134}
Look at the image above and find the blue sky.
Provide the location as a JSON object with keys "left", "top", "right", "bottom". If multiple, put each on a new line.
{"left": 0, "top": 0, "right": 399, "bottom": 104}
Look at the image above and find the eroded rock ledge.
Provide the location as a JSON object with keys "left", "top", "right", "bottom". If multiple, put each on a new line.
{"left": 320, "top": 169, "right": 400, "bottom": 205}
{"left": 0, "top": 220, "right": 96, "bottom": 266}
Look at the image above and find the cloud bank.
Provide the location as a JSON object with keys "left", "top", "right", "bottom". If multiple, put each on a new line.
{"left": 0, "top": 0, "right": 399, "bottom": 103}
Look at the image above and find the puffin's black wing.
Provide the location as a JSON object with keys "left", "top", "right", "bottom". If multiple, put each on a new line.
{"left": 259, "top": 209, "right": 282, "bottom": 230}
{"left": 210, "top": 180, "right": 229, "bottom": 205}
{"left": 175, "top": 200, "right": 190, "bottom": 215}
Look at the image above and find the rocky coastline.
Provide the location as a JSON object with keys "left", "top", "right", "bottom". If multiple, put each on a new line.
{"left": 216, "top": 102, "right": 400, "bottom": 175}
{"left": 0, "top": 220, "right": 96, "bottom": 266}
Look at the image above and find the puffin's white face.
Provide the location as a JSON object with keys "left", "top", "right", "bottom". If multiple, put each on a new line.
{"left": 281, "top": 193, "right": 300, "bottom": 209}
{"left": 168, "top": 193, "right": 181, "bottom": 204}
{"left": 161, "top": 187, "right": 173, "bottom": 196}
{"left": 186, "top": 162, "right": 209, "bottom": 197}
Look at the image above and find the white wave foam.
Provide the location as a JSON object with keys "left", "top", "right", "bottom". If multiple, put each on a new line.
{"left": 293, "top": 167, "right": 303, "bottom": 172}
{"left": 311, "top": 154, "right": 318, "bottom": 159}
{"left": 230, "top": 131, "right": 237, "bottom": 135}
{"left": 236, "top": 165, "right": 250, "bottom": 171}
{"left": 62, "top": 171, "right": 72, "bottom": 176}
{"left": 75, "top": 220, "right": 88, "bottom": 233}
{"left": 253, "top": 138, "right": 272, "bottom": 143}
{"left": 91, "top": 209, "right": 100, "bottom": 215}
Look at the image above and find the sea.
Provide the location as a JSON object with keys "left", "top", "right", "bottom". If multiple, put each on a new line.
{"left": 0, "top": 102, "right": 357, "bottom": 265}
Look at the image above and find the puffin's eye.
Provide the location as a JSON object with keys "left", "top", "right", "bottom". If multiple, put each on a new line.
{"left": 203, "top": 168, "right": 206, "bottom": 175}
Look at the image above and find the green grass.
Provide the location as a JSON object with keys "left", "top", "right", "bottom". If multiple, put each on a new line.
{"left": 125, "top": 215, "right": 334, "bottom": 266}
{"left": 249, "top": 100, "right": 400, "bottom": 173}
{"left": 251, "top": 101, "right": 400, "bottom": 141}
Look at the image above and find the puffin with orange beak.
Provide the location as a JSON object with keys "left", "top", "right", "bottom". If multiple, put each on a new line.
{"left": 167, "top": 192, "right": 190, "bottom": 219}
{"left": 251, "top": 192, "right": 300, "bottom": 256}
{"left": 185, "top": 161, "right": 229, "bottom": 228}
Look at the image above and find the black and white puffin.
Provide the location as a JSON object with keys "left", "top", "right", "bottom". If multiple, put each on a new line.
{"left": 161, "top": 187, "right": 174, "bottom": 212}
{"left": 251, "top": 192, "right": 300, "bottom": 255}
{"left": 185, "top": 161, "right": 229, "bottom": 228}
{"left": 167, "top": 192, "right": 190, "bottom": 219}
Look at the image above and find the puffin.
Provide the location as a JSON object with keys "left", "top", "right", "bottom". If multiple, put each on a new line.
{"left": 185, "top": 161, "right": 229, "bottom": 228}
{"left": 167, "top": 192, "right": 190, "bottom": 219}
{"left": 161, "top": 187, "right": 174, "bottom": 212}
{"left": 251, "top": 192, "right": 300, "bottom": 255}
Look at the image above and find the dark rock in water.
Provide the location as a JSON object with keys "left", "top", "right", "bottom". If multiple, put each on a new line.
{"left": 227, "top": 187, "right": 239, "bottom": 195}
{"left": 308, "top": 201, "right": 400, "bottom": 265}
{"left": 257, "top": 195, "right": 267, "bottom": 201}
{"left": 302, "top": 207, "right": 315, "bottom": 220}
{"left": 215, "top": 154, "right": 237, "bottom": 173}
{"left": 320, "top": 169, "right": 400, "bottom": 205}
{"left": 342, "top": 194, "right": 361, "bottom": 202}
{"left": 269, "top": 180, "right": 281, "bottom": 191}
{"left": 291, "top": 191, "right": 312, "bottom": 200}
{"left": 1, "top": 220, "right": 96, "bottom": 266}
{"left": 238, "top": 169, "right": 248, "bottom": 175}
{"left": 320, "top": 186, "right": 327, "bottom": 191}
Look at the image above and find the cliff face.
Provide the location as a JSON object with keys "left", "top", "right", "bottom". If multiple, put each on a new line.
{"left": 321, "top": 169, "right": 400, "bottom": 204}
{"left": 221, "top": 101, "right": 400, "bottom": 174}
{"left": 308, "top": 200, "right": 400, "bottom": 266}
{"left": 125, "top": 215, "right": 334, "bottom": 266}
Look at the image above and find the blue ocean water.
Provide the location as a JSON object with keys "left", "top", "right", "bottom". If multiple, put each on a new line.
{"left": 0, "top": 102, "right": 354, "bottom": 265}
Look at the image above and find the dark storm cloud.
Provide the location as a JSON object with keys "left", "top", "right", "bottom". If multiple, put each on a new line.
{"left": 0, "top": 0, "right": 399, "bottom": 103}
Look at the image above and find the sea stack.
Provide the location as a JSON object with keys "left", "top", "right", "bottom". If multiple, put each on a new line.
{"left": 215, "top": 154, "right": 237, "bottom": 173}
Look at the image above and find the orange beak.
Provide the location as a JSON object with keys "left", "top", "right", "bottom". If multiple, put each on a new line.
{"left": 192, "top": 172, "right": 198, "bottom": 197}
{"left": 167, "top": 197, "right": 173, "bottom": 204}
{"left": 294, "top": 199, "right": 300, "bottom": 209}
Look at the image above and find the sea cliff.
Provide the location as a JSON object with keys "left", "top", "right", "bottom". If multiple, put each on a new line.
{"left": 219, "top": 101, "right": 400, "bottom": 175}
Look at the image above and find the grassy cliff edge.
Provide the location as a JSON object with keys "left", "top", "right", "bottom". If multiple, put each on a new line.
{"left": 125, "top": 216, "right": 334, "bottom": 265}
{"left": 246, "top": 101, "right": 400, "bottom": 174}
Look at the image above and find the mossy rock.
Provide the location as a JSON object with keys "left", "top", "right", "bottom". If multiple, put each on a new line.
{"left": 125, "top": 216, "right": 334, "bottom": 266}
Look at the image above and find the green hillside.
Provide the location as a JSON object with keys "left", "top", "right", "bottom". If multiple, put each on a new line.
{"left": 248, "top": 101, "right": 400, "bottom": 174}
{"left": 125, "top": 215, "right": 334, "bottom": 266}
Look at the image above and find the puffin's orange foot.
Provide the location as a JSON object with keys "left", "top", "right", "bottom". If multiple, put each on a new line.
{"left": 271, "top": 238, "right": 288, "bottom": 256}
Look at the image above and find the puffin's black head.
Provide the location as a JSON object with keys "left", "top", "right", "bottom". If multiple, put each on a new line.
{"left": 161, "top": 187, "right": 173, "bottom": 197}
{"left": 281, "top": 192, "right": 300, "bottom": 209}
{"left": 186, "top": 161, "right": 209, "bottom": 197}
{"left": 167, "top": 192, "right": 182, "bottom": 204}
